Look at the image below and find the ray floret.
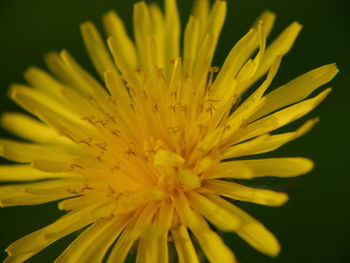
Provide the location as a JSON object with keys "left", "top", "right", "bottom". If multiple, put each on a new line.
{"left": 0, "top": 0, "right": 337, "bottom": 262}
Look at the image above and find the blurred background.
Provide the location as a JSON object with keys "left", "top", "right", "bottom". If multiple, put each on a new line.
{"left": 0, "top": 0, "right": 349, "bottom": 262}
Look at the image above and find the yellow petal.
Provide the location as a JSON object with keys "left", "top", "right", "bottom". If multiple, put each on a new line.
{"left": 0, "top": 164, "right": 70, "bottom": 182}
{"left": 234, "top": 17, "right": 268, "bottom": 93}
{"left": 204, "top": 161, "right": 254, "bottom": 180}
{"left": 219, "top": 56, "right": 281, "bottom": 139}
{"left": 252, "top": 10, "right": 276, "bottom": 39}
{"left": 187, "top": 191, "right": 241, "bottom": 231}
{"left": 155, "top": 233, "right": 169, "bottom": 263}
{"left": 246, "top": 55, "right": 281, "bottom": 100}
{"left": 54, "top": 220, "right": 110, "bottom": 263}
{"left": 195, "top": 128, "right": 223, "bottom": 153}
{"left": 44, "top": 52, "right": 87, "bottom": 96}
{"left": 243, "top": 22, "right": 302, "bottom": 92}
{"left": 168, "top": 57, "right": 182, "bottom": 96}
{"left": 3, "top": 253, "right": 28, "bottom": 263}
{"left": 103, "top": 71, "right": 130, "bottom": 103}
{"left": 158, "top": 200, "right": 174, "bottom": 231}
{"left": 137, "top": 201, "right": 173, "bottom": 263}
{"left": 5, "top": 200, "right": 107, "bottom": 261}
{"left": 107, "top": 36, "right": 141, "bottom": 91}
{"left": 0, "top": 139, "right": 75, "bottom": 163}
{"left": 164, "top": 0, "right": 181, "bottom": 65}
{"left": 239, "top": 223, "right": 281, "bottom": 257}
{"left": 172, "top": 224, "right": 199, "bottom": 263}
{"left": 179, "top": 169, "right": 201, "bottom": 189}
{"left": 224, "top": 118, "right": 318, "bottom": 159}
{"left": 55, "top": 216, "right": 128, "bottom": 263}
{"left": 24, "top": 67, "right": 63, "bottom": 98}
{"left": 194, "top": 229, "right": 236, "bottom": 263}
{"left": 141, "top": 199, "right": 174, "bottom": 238}
{"left": 204, "top": 179, "right": 289, "bottom": 206}
{"left": 103, "top": 11, "right": 138, "bottom": 70}
{"left": 192, "top": 33, "right": 217, "bottom": 95}
{"left": 206, "top": 157, "right": 313, "bottom": 179}
{"left": 183, "top": 16, "right": 200, "bottom": 75}
{"left": 221, "top": 97, "right": 266, "bottom": 143}
{"left": 211, "top": 28, "right": 258, "bottom": 98}
{"left": 40, "top": 114, "right": 101, "bottom": 149}
{"left": 250, "top": 63, "right": 338, "bottom": 121}
{"left": 206, "top": 0, "right": 227, "bottom": 40}
{"left": 105, "top": 219, "right": 140, "bottom": 263}
{"left": 173, "top": 191, "right": 210, "bottom": 232}
{"left": 58, "top": 195, "right": 102, "bottom": 211}
{"left": 7, "top": 86, "right": 95, "bottom": 149}
{"left": 107, "top": 202, "right": 159, "bottom": 263}
{"left": 1, "top": 113, "right": 63, "bottom": 144}
{"left": 9, "top": 84, "right": 80, "bottom": 124}
{"left": 190, "top": 0, "right": 227, "bottom": 80}
{"left": 193, "top": 156, "right": 213, "bottom": 175}
{"left": 149, "top": 4, "right": 166, "bottom": 69}
{"left": 61, "top": 87, "right": 102, "bottom": 120}
{"left": 32, "top": 160, "right": 73, "bottom": 174}
{"left": 191, "top": 0, "right": 209, "bottom": 40}
{"left": 133, "top": 2, "right": 155, "bottom": 74}
{"left": 59, "top": 50, "right": 109, "bottom": 101}
{"left": 236, "top": 88, "right": 330, "bottom": 142}
{"left": 206, "top": 194, "right": 281, "bottom": 257}
{"left": 80, "top": 21, "right": 119, "bottom": 80}
{"left": 174, "top": 193, "right": 236, "bottom": 262}
{"left": 153, "top": 149, "right": 184, "bottom": 167}
{"left": 0, "top": 179, "right": 81, "bottom": 207}
{"left": 136, "top": 237, "right": 154, "bottom": 263}
{"left": 238, "top": 157, "right": 314, "bottom": 178}
{"left": 136, "top": 234, "right": 168, "bottom": 263}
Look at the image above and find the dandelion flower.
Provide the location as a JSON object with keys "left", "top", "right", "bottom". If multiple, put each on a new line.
{"left": 0, "top": 0, "right": 338, "bottom": 262}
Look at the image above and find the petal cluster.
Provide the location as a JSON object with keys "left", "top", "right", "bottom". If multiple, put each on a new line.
{"left": 0, "top": 0, "right": 337, "bottom": 262}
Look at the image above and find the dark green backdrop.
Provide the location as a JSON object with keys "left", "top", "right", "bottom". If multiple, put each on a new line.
{"left": 0, "top": 0, "right": 349, "bottom": 262}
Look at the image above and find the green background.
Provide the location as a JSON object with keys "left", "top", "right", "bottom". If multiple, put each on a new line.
{"left": 0, "top": 0, "right": 349, "bottom": 262}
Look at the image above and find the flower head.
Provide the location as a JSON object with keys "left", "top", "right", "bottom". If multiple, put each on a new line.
{"left": 0, "top": 0, "right": 337, "bottom": 262}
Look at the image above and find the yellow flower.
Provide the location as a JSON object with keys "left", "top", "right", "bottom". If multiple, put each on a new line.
{"left": 0, "top": 0, "right": 337, "bottom": 262}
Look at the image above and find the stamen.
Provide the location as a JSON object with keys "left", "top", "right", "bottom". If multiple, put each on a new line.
{"left": 153, "top": 104, "right": 159, "bottom": 112}
{"left": 69, "top": 163, "right": 84, "bottom": 171}
{"left": 80, "top": 182, "right": 93, "bottom": 192}
{"left": 167, "top": 127, "right": 179, "bottom": 134}
{"left": 124, "top": 148, "right": 136, "bottom": 159}
{"left": 79, "top": 137, "right": 93, "bottom": 147}
{"left": 111, "top": 129, "right": 121, "bottom": 137}
{"left": 108, "top": 95, "right": 118, "bottom": 105}
{"left": 96, "top": 151, "right": 105, "bottom": 162}
{"left": 81, "top": 115, "right": 96, "bottom": 125}
{"left": 129, "top": 104, "right": 135, "bottom": 112}
{"left": 94, "top": 119, "right": 109, "bottom": 127}
{"left": 110, "top": 161, "right": 120, "bottom": 172}
{"left": 95, "top": 142, "right": 107, "bottom": 151}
